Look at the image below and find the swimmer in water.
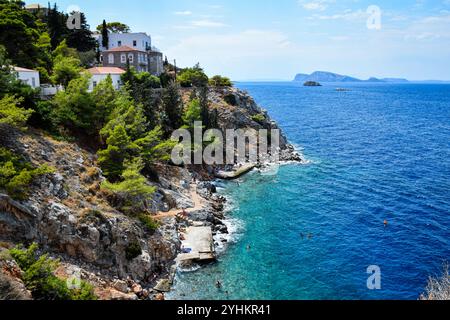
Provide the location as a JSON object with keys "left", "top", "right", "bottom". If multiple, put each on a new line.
{"left": 216, "top": 280, "right": 222, "bottom": 289}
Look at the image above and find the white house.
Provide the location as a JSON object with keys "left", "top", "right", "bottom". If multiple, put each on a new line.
{"left": 94, "top": 32, "right": 164, "bottom": 76}
{"left": 96, "top": 32, "right": 152, "bottom": 52}
{"left": 86, "top": 67, "right": 125, "bottom": 91}
{"left": 13, "top": 67, "right": 40, "bottom": 89}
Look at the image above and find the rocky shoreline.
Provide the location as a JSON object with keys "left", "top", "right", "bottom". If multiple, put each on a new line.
{"left": 0, "top": 86, "right": 303, "bottom": 300}
{"left": 161, "top": 144, "right": 303, "bottom": 298}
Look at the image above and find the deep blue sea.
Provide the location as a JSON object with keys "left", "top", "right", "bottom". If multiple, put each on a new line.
{"left": 167, "top": 82, "right": 450, "bottom": 300}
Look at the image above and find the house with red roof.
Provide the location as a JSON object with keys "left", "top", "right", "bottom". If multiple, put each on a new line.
{"left": 100, "top": 46, "right": 152, "bottom": 73}
{"left": 86, "top": 67, "right": 126, "bottom": 91}
{"left": 94, "top": 32, "right": 164, "bottom": 75}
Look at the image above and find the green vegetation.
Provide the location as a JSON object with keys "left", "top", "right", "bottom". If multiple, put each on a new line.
{"left": 182, "top": 98, "right": 202, "bottom": 131}
{"left": 0, "top": 147, "right": 54, "bottom": 200}
{"left": 135, "top": 126, "right": 176, "bottom": 167}
{"left": 209, "top": 75, "right": 233, "bottom": 87}
{"left": 0, "top": 1, "right": 96, "bottom": 83}
{"left": 52, "top": 74, "right": 95, "bottom": 133}
{"left": 51, "top": 40, "right": 82, "bottom": 87}
{"left": 9, "top": 243, "right": 96, "bottom": 300}
{"left": 177, "top": 64, "right": 209, "bottom": 88}
{"left": 251, "top": 113, "right": 266, "bottom": 124}
{"left": 100, "top": 20, "right": 109, "bottom": 48}
{"left": 98, "top": 125, "right": 138, "bottom": 180}
{"left": 96, "top": 21, "right": 131, "bottom": 34}
{"left": 0, "top": 95, "right": 33, "bottom": 130}
{"left": 161, "top": 81, "right": 183, "bottom": 134}
{"left": 125, "top": 241, "right": 142, "bottom": 261}
{"left": 0, "top": 0, "right": 42, "bottom": 68}
{"left": 0, "top": 0, "right": 232, "bottom": 225}
{"left": 101, "top": 159, "right": 156, "bottom": 198}
{"left": 139, "top": 214, "right": 160, "bottom": 232}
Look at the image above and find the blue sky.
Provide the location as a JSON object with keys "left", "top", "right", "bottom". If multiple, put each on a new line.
{"left": 29, "top": 0, "right": 450, "bottom": 80}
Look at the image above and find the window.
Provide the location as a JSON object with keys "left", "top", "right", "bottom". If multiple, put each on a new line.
{"left": 108, "top": 53, "right": 114, "bottom": 64}
{"left": 128, "top": 54, "right": 134, "bottom": 63}
{"left": 133, "top": 40, "right": 137, "bottom": 47}
{"left": 93, "top": 81, "right": 97, "bottom": 88}
{"left": 121, "top": 54, "right": 126, "bottom": 63}
{"left": 31, "top": 77, "right": 36, "bottom": 87}
{"left": 100, "top": 55, "right": 103, "bottom": 62}
{"left": 138, "top": 54, "right": 141, "bottom": 63}
{"left": 118, "top": 41, "right": 122, "bottom": 47}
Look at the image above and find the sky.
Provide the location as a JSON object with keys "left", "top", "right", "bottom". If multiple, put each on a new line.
{"left": 29, "top": 0, "right": 450, "bottom": 81}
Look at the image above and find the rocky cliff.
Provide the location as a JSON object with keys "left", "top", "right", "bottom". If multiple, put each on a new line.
{"left": 0, "top": 87, "right": 301, "bottom": 300}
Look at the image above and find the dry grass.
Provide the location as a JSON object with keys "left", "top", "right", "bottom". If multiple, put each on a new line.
{"left": 421, "top": 263, "right": 450, "bottom": 300}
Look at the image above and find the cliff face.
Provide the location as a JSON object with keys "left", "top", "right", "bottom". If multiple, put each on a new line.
{"left": 0, "top": 87, "right": 300, "bottom": 300}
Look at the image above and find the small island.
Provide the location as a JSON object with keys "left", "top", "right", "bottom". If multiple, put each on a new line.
{"left": 304, "top": 81, "right": 322, "bottom": 87}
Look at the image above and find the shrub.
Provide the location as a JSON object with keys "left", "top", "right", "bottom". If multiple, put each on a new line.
{"left": 251, "top": 113, "right": 266, "bottom": 124}
{"left": 139, "top": 214, "right": 160, "bottom": 232}
{"left": 0, "top": 148, "right": 54, "bottom": 200}
{"left": 98, "top": 125, "right": 139, "bottom": 180}
{"left": 125, "top": 241, "right": 142, "bottom": 261}
{"left": 182, "top": 98, "right": 202, "bottom": 130}
{"left": 0, "top": 95, "right": 34, "bottom": 130}
{"left": 177, "top": 64, "right": 209, "bottom": 88}
{"left": 209, "top": 75, "right": 233, "bottom": 87}
{"left": 101, "top": 159, "right": 156, "bottom": 214}
{"left": 52, "top": 74, "right": 96, "bottom": 134}
{"left": 9, "top": 243, "right": 97, "bottom": 300}
{"left": 101, "top": 159, "right": 155, "bottom": 198}
{"left": 51, "top": 56, "right": 82, "bottom": 87}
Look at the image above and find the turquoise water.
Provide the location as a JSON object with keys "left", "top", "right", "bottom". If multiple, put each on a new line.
{"left": 167, "top": 82, "right": 450, "bottom": 300}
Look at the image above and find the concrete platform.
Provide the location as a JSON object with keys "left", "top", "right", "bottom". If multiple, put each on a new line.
{"left": 215, "top": 163, "right": 257, "bottom": 180}
{"left": 177, "top": 226, "right": 215, "bottom": 264}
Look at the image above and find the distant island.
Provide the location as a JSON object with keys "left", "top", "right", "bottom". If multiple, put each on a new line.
{"left": 304, "top": 81, "right": 322, "bottom": 87}
{"left": 294, "top": 71, "right": 409, "bottom": 83}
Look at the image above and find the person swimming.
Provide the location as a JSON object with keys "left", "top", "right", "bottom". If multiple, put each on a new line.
{"left": 216, "top": 280, "right": 222, "bottom": 289}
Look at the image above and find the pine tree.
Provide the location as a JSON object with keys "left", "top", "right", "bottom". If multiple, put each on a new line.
{"left": 97, "top": 125, "right": 138, "bottom": 180}
{"left": 199, "top": 86, "right": 210, "bottom": 128}
{"left": 66, "top": 12, "right": 96, "bottom": 52}
{"left": 162, "top": 81, "right": 183, "bottom": 135}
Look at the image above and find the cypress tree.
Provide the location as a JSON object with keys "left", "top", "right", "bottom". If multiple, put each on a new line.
{"left": 101, "top": 19, "right": 109, "bottom": 49}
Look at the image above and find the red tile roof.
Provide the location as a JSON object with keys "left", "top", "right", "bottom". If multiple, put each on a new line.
{"left": 104, "top": 46, "right": 144, "bottom": 53}
{"left": 87, "top": 67, "right": 126, "bottom": 75}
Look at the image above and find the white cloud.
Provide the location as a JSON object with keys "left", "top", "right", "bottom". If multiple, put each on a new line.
{"left": 403, "top": 14, "right": 450, "bottom": 40}
{"left": 299, "top": 0, "right": 334, "bottom": 11}
{"left": 174, "top": 11, "right": 193, "bottom": 16}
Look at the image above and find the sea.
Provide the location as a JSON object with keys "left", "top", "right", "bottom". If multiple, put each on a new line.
{"left": 166, "top": 82, "right": 450, "bottom": 300}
